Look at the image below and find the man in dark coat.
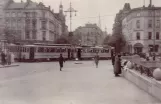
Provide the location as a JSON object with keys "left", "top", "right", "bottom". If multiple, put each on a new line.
{"left": 114, "top": 54, "right": 122, "bottom": 77}
{"left": 58, "top": 54, "right": 65, "bottom": 71}
{"left": 1, "top": 51, "right": 6, "bottom": 66}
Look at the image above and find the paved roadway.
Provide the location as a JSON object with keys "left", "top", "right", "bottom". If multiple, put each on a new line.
{"left": 0, "top": 60, "right": 160, "bottom": 104}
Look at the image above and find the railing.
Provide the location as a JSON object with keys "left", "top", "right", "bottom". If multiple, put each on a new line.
{"left": 122, "top": 56, "right": 158, "bottom": 78}
{"left": 132, "top": 63, "right": 155, "bottom": 78}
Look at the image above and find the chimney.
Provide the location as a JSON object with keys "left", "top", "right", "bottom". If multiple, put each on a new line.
{"left": 150, "top": 0, "right": 152, "bottom": 7}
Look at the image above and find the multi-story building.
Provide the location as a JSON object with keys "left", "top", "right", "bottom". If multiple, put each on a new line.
{"left": 122, "top": 2, "right": 161, "bottom": 54}
{"left": 74, "top": 23, "right": 104, "bottom": 46}
{"left": 0, "top": 0, "right": 68, "bottom": 44}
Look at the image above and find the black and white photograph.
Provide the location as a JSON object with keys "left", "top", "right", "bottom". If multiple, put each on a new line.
{"left": 0, "top": 0, "right": 161, "bottom": 104}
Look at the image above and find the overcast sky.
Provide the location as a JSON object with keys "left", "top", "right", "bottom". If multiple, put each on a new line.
{"left": 15, "top": 0, "right": 161, "bottom": 33}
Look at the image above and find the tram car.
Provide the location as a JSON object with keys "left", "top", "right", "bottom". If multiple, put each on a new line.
{"left": 75, "top": 46, "right": 111, "bottom": 60}
{"left": 7, "top": 43, "right": 111, "bottom": 61}
{"left": 7, "top": 43, "right": 74, "bottom": 61}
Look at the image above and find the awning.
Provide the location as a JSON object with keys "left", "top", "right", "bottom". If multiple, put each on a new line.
{"left": 134, "top": 43, "right": 143, "bottom": 48}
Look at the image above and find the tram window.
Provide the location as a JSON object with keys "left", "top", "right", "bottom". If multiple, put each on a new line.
{"left": 61, "top": 49, "right": 65, "bottom": 52}
{"left": 90, "top": 49, "right": 93, "bottom": 53}
{"left": 105, "top": 49, "right": 109, "bottom": 53}
{"left": 56, "top": 48, "right": 60, "bottom": 53}
{"left": 38, "top": 47, "right": 44, "bottom": 52}
{"left": 46, "top": 48, "right": 49, "bottom": 53}
{"left": 93, "top": 49, "right": 96, "bottom": 53}
{"left": 51, "top": 48, "right": 55, "bottom": 52}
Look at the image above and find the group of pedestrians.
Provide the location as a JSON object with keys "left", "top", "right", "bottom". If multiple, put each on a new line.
{"left": 0, "top": 50, "right": 14, "bottom": 66}
{"left": 111, "top": 49, "right": 122, "bottom": 77}
{"left": 58, "top": 53, "right": 100, "bottom": 71}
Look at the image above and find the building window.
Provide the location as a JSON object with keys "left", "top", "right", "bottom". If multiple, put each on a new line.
{"left": 136, "top": 32, "right": 140, "bottom": 40}
{"left": 32, "top": 19, "right": 37, "bottom": 29}
{"left": 25, "top": 31, "right": 30, "bottom": 39}
{"left": 41, "top": 21, "right": 46, "bottom": 29}
{"left": 156, "top": 32, "right": 160, "bottom": 40}
{"left": 148, "top": 11, "right": 153, "bottom": 16}
{"left": 25, "top": 12, "right": 30, "bottom": 18}
{"left": 42, "top": 11, "right": 45, "bottom": 18}
{"left": 149, "top": 45, "right": 159, "bottom": 52}
{"left": 5, "top": 12, "right": 9, "bottom": 17}
{"left": 156, "top": 11, "right": 160, "bottom": 16}
{"left": 17, "top": 19, "right": 21, "bottom": 28}
{"left": 136, "top": 20, "right": 140, "bottom": 28}
{"left": 156, "top": 20, "right": 160, "bottom": 28}
{"left": 136, "top": 13, "right": 141, "bottom": 16}
{"left": 42, "top": 31, "right": 46, "bottom": 41}
{"left": 32, "top": 30, "right": 37, "bottom": 39}
{"left": 12, "top": 12, "right": 16, "bottom": 17}
{"left": 148, "top": 32, "right": 152, "bottom": 39}
{"left": 148, "top": 20, "right": 152, "bottom": 28}
{"left": 32, "top": 12, "right": 37, "bottom": 18}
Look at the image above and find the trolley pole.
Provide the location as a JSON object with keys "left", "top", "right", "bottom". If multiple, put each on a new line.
{"left": 65, "top": 2, "right": 78, "bottom": 32}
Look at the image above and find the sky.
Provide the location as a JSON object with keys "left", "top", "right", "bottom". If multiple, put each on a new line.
{"left": 15, "top": 0, "right": 161, "bottom": 34}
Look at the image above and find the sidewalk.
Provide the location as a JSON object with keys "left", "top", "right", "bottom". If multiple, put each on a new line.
{"left": 0, "top": 63, "right": 19, "bottom": 68}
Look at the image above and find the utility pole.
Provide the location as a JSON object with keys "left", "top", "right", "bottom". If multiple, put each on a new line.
{"left": 65, "top": 2, "right": 78, "bottom": 32}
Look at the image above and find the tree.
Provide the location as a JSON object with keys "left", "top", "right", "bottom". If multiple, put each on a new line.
{"left": 107, "top": 34, "right": 126, "bottom": 53}
{"left": 54, "top": 36, "right": 70, "bottom": 44}
{"left": 102, "top": 35, "right": 111, "bottom": 45}
{"left": 3, "top": 28, "right": 21, "bottom": 43}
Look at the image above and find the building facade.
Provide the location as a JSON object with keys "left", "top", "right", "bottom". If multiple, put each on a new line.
{"left": 74, "top": 23, "right": 104, "bottom": 46}
{"left": 0, "top": 0, "right": 68, "bottom": 44}
{"left": 122, "top": 4, "right": 161, "bottom": 54}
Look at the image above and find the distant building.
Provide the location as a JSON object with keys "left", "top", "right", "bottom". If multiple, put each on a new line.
{"left": 74, "top": 23, "right": 104, "bottom": 46}
{"left": 122, "top": 2, "right": 161, "bottom": 54}
{"left": 0, "top": 0, "right": 68, "bottom": 44}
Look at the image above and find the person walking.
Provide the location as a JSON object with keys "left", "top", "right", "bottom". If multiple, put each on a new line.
{"left": 94, "top": 53, "right": 99, "bottom": 68}
{"left": 1, "top": 51, "right": 6, "bottom": 66}
{"left": 6, "top": 50, "right": 11, "bottom": 65}
{"left": 58, "top": 54, "right": 65, "bottom": 71}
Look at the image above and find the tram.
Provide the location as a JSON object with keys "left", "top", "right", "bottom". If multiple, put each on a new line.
{"left": 7, "top": 43, "right": 111, "bottom": 62}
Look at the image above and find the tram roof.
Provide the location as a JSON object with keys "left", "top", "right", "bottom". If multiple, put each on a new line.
{"left": 33, "top": 43, "right": 71, "bottom": 46}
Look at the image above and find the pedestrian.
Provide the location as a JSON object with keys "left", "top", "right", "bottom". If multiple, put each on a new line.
{"left": 114, "top": 54, "right": 122, "bottom": 77}
{"left": 111, "top": 49, "right": 115, "bottom": 66}
{"left": 11, "top": 52, "right": 15, "bottom": 63}
{"left": 1, "top": 51, "right": 6, "bottom": 66}
{"left": 6, "top": 50, "right": 11, "bottom": 65}
{"left": 58, "top": 54, "right": 65, "bottom": 71}
{"left": 94, "top": 53, "right": 99, "bottom": 68}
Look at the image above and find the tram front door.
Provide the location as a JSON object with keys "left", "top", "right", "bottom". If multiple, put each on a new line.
{"left": 29, "top": 47, "right": 35, "bottom": 60}
{"left": 77, "top": 49, "right": 81, "bottom": 59}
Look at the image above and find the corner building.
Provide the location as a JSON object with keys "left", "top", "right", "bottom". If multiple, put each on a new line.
{"left": 0, "top": 0, "right": 68, "bottom": 43}
{"left": 122, "top": 6, "right": 161, "bottom": 54}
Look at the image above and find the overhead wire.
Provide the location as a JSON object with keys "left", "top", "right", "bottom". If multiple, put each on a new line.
{"left": 66, "top": 14, "right": 115, "bottom": 21}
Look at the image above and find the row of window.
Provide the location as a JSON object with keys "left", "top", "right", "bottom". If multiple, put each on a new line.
{"left": 25, "top": 31, "right": 37, "bottom": 40}
{"left": 8, "top": 46, "right": 110, "bottom": 53}
{"left": 136, "top": 32, "right": 160, "bottom": 40}
{"left": 136, "top": 19, "right": 160, "bottom": 29}
{"left": 5, "top": 12, "right": 37, "bottom": 18}
{"left": 127, "top": 11, "right": 161, "bottom": 21}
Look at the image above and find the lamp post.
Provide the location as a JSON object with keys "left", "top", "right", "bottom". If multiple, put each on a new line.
{"left": 64, "top": 2, "right": 78, "bottom": 32}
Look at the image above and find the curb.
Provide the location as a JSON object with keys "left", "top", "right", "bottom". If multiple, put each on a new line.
{"left": 0, "top": 64, "right": 19, "bottom": 68}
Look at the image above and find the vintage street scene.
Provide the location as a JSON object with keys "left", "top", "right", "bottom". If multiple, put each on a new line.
{"left": 0, "top": 0, "right": 161, "bottom": 104}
